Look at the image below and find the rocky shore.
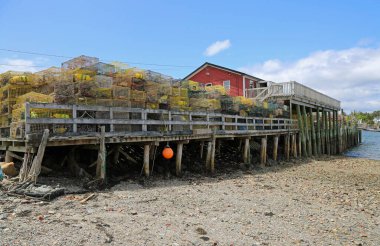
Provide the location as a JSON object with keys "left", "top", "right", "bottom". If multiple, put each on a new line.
{"left": 1, "top": 156, "right": 379, "bottom": 245}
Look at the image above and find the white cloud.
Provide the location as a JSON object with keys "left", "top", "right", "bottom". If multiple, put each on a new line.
{"left": 204, "top": 39, "right": 231, "bottom": 56}
{"left": 239, "top": 46, "right": 380, "bottom": 112}
{"left": 0, "top": 58, "right": 39, "bottom": 73}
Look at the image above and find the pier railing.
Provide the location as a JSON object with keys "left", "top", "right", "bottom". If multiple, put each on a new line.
{"left": 245, "top": 81, "right": 340, "bottom": 109}
{"left": 9, "top": 103, "right": 298, "bottom": 138}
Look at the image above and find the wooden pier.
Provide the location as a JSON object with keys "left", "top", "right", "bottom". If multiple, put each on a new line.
{"left": 0, "top": 100, "right": 361, "bottom": 182}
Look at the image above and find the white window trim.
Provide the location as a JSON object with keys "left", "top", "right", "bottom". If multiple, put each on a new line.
{"left": 223, "top": 80, "right": 231, "bottom": 89}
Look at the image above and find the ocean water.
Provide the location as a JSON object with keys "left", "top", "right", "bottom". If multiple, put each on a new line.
{"left": 344, "top": 130, "right": 380, "bottom": 160}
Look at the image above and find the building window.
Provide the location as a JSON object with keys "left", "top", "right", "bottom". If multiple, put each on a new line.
{"left": 249, "top": 80, "right": 254, "bottom": 89}
{"left": 223, "top": 80, "right": 231, "bottom": 90}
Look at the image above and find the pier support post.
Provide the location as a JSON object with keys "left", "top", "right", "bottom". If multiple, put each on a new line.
{"left": 260, "top": 137, "right": 267, "bottom": 167}
{"left": 205, "top": 141, "right": 212, "bottom": 171}
{"left": 200, "top": 141, "right": 204, "bottom": 159}
{"left": 302, "top": 106, "right": 311, "bottom": 157}
{"left": 243, "top": 138, "right": 250, "bottom": 164}
{"left": 332, "top": 111, "right": 337, "bottom": 155}
{"left": 321, "top": 108, "right": 326, "bottom": 154}
{"left": 335, "top": 111, "right": 340, "bottom": 154}
{"left": 298, "top": 133, "right": 302, "bottom": 157}
{"left": 96, "top": 126, "right": 106, "bottom": 180}
{"left": 326, "top": 111, "right": 331, "bottom": 155}
{"left": 291, "top": 134, "right": 297, "bottom": 158}
{"left": 316, "top": 107, "right": 321, "bottom": 155}
{"left": 273, "top": 135, "right": 279, "bottom": 161}
{"left": 176, "top": 142, "right": 183, "bottom": 176}
{"left": 296, "top": 105, "right": 306, "bottom": 157}
{"left": 143, "top": 144, "right": 150, "bottom": 177}
{"left": 309, "top": 107, "right": 317, "bottom": 156}
{"left": 210, "top": 136, "right": 216, "bottom": 173}
{"left": 359, "top": 129, "right": 362, "bottom": 143}
{"left": 285, "top": 134, "right": 290, "bottom": 161}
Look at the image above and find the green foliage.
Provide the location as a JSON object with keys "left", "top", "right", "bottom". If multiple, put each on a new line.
{"left": 350, "top": 111, "right": 380, "bottom": 125}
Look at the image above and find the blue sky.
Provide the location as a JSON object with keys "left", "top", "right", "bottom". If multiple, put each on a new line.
{"left": 0, "top": 0, "right": 380, "bottom": 112}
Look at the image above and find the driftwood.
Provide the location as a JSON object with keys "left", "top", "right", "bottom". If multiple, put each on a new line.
{"left": 80, "top": 193, "right": 96, "bottom": 204}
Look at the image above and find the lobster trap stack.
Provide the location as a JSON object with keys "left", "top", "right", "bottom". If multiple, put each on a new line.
{"left": 0, "top": 55, "right": 288, "bottom": 137}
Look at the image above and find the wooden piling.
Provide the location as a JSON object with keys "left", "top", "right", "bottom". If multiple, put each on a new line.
{"left": 176, "top": 142, "right": 183, "bottom": 176}
{"left": 273, "top": 136, "right": 279, "bottom": 161}
{"left": 326, "top": 111, "right": 331, "bottom": 155}
{"left": 316, "top": 107, "right": 321, "bottom": 155}
{"left": 243, "top": 138, "right": 251, "bottom": 164}
{"left": 200, "top": 141, "right": 204, "bottom": 159}
{"left": 143, "top": 144, "right": 150, "bottom": 177}
{"left": 210, "top": 136, "right": 216, "bottom": 173}
{"left": 359, "top": 129, "right": 362, "bottom": 143}
{"left": 298, "top": 133, "right": 302, "bottom": 157}
{"left": 302, "top": 106, "right": 311, "bottom": 157}
{"left": 332, "top": 111, "right": 337, "bottom": 155}
{"left": 321, "top": 108, "right": 326, "bottom": 154}
{"left": 335, "top": 111, "right": 340, "bottom": 154}
{"left": 296, "top": 105, "right": 307, "bottom": 157}
{"left": 291, "top": 134, "right": 297, "bottom": 158}
{"left": 96, "top": 126, "right": 106, "bottom": 180}
{"left": 260, "top": 137, "right": 267, "bottom": 167}
{"left": 309, "top": 107, "right": 317, "bottom": 156}
{"left": 205, "top": 141, "right": 212, "bottom": 170}
{"left": 285, "top": 134, "right": 290, "bottom": 161}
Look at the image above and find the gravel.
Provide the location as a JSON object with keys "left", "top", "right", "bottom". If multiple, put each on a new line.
{"left": 0, "top": 156, "right": 379, "bottom": 245}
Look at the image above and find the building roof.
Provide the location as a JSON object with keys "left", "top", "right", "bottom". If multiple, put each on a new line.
{"left": 183, "top": 62, "right": 264, "bottom": 81}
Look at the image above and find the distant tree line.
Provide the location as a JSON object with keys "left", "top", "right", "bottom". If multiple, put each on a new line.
{"left": 349, "top": 110, "right": 380, "bottom": 125}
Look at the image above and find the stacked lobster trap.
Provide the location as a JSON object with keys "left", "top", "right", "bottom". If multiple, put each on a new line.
{"left": 0, "top": 55, "right": 288, "bottom": 137}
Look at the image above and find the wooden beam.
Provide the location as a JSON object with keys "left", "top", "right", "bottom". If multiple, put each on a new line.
{"left": 118, "top": 148, "right": 138, "bottom": 164}
{"left": 6, "top": 151, "right": 24, "bottom": 161}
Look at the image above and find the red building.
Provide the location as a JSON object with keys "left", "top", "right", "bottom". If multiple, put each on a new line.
{"left": 184, "top": 62, "right": 263, "bottom": 97}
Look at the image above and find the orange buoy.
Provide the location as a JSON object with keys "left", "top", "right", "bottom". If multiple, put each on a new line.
{"left": 162, "top": 146, "right": 174, "bottom": 159}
